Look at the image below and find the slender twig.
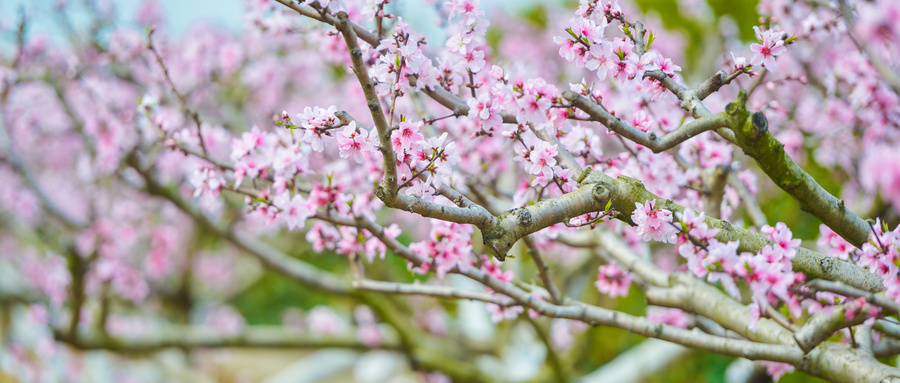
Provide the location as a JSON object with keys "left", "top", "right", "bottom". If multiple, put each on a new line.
{"left": 764, "top": 301, "right": 799, "bottom": 332}
{"left": 175, "top": 144, "right": 233, "bottom": 171}
{"left": 807, "top": 279, "right": 900, "bottom": 314}
{"left": 334, "top": 12, "right": 398, "bottom": 194}
{"left": 146, "top": 29, "right": 208, "bottom": 155}
{"left": 523, "top": 237, "right": 562, "bottom": 304}
{"left": 727, "top": 171, "right": 768, "bottom": 227}
{"left": 397, "top": 151, "right": 443, "bottom": 190}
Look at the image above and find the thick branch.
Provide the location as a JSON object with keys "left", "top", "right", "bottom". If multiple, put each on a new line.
{"left": 724, "top": 92, "right": 871, "bottom": 247}
{"left": 370, "top": 211, "right": 900, "bottom": 382}
{"left": 586, "top": 168, "right": 883, "bottom": 292}
{"left": 483, "top": 179, "right": 610, "bottom": 260}
{"left": 379, "top": 191, "right": 496, "bottom": 227}
{"left": 462, "top": 267, "right": 802, "bottom": 363}
{"left": 645, "top": 275, "right": 795, "bottom": 346}
{"left": 874, "top": 320, "right": 900, "bottom": 340}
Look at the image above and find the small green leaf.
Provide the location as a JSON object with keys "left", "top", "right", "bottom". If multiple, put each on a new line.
{"left": 645, "top": 30, "right": 656, "bottom": 51}
{"left": 605, "top": 199, "right": 612, "bottom": 211}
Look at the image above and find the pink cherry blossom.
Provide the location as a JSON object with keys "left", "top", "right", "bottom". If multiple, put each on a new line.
{"left": 749, "top": 26, "right": 787, "bottom": 71}
{"left": 336, "top": 122, "right": 376, "bottom": 164}
{"left": 274, "top": 192, "right": 312, "bottom": 231}
{"left": 631, "top": 200, "right": 678, "bottom": 243}
{"left": 526, "top": 140, "right": 558, "bottom": 177}
{"left": 595, "top": 264, "right": 632, "bottom": 298}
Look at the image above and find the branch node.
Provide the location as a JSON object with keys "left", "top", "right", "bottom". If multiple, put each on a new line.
{"left": 751, "top": 112, "right": 768, "bottom": 138}
{"left": 592, "top": 184, "right": 610, "bottom": 202}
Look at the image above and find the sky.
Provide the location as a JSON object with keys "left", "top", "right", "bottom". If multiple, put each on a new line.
{"left": 0, "top": 0, "right": 545, "bottom": 48}
{"left": 0, "top": 0, "right": 245, "bottom": 44}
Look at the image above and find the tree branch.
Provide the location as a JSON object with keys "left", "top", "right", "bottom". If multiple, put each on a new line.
{"left": 353, "top": 279, "right": 510, "bottom": 306}
{"left": 367, "top": 208, "right": 900, "bottom": 382}
{"left": 55, "top": 326, "right": 396, "bottom": 353}
{"left": 724, "top": 92, "right": 871, "bottom": 247}
{"left": 808, "top": 279, "right": 900, "bottom": 314}
{"left": 563, "top": 91, "right": 731, "bottom": 153}
{"left": 728, "top": 171, "right": 768, "bottom": 227}
{"left": 523, "top": 237, "right": 563, "bottom": 304}
{"left": 482, "top": 177, "right": 610, "bottom": 260}
{"left": 334, "top": 12, "right": 398, "bottom": 195}
{"left": 0, "top": 118, "right": 87, "bottom": 229}
{"left": 128, "top": 154, "right": 352, "bottom": 296}
{"left": 586, "top": 168, "right": 883, "bottom": 292}
{"left": 146, "top": 29, "right": 208, "bottom": 155}
{"left": 793, "top": 300, "right": 871, "bottom": 354}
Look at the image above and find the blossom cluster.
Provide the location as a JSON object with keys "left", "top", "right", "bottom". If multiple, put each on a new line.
{"left": 820, "top": 221, "right": 900, "bottom": 303}
{"left": 409, "top": 220, "right": 476, "bottom": 278}
{"left": 630, "top": 201, "right": 810, "bottom": 330}
{"left": 555, "top": 0, "right": 681, "bottom": 87}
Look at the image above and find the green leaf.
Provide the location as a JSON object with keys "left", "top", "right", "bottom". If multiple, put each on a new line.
{"left": 645, "top": 30, "right": 656, "bottom": 51}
